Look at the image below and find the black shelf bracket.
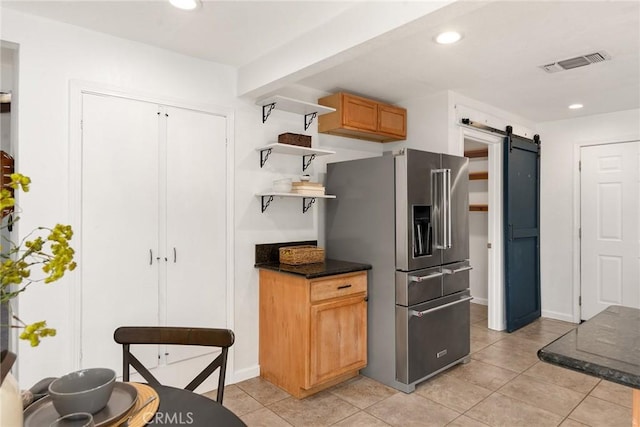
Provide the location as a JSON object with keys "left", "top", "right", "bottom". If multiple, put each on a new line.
{"left": 304, "top": 112, "right": 318, "bottom": 130}
{"left": 302, "top": 197, "right": 316, "bottom": 213}
{"left": 262, "top": 102, "right": 277, "bottom": 123}
{"left": 302, "top": 154, "right": 316, "bottom": 172}
{"left": 261, "top": 195, "right": 274, "bottom": 213}
{"left": 259, "top": 148, "right": 273, "bottom": 168}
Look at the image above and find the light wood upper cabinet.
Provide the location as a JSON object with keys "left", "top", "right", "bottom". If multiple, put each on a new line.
{"left": 259, "top": 269, "right": 368, "bottom": 398}
{"left": 342, "top": 94, "right": 377, "bottom": 132}
{"left": 318, "top": 92, "right": 406, "bottom": 142}
{"left": 378, "top": 103, "right": 407, "bottom": 138}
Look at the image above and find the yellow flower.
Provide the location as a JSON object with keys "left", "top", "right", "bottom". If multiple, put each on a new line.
{"left": 19, "top": 320, "right": 56, "bottom": 347}
{"left": 1, "top": 174, "right": 75, "bottom": 346}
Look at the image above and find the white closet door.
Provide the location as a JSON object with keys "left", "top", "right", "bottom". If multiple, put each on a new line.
{"left": 164, "top": 106, "right": 227, "bottom": 364}
{"left": 581, "top": 141, "right": 640, "bottom": 320}
{"left": 81, "top": 93, "right": 160, "bottom": 373}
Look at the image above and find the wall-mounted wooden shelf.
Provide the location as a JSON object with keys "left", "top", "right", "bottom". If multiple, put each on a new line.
{"left": 469, "top": 171, "right": 488, "bottom": 180}
{"left": 256, "top": 95, "right": 336, "bottom": 130}
{"left": 256, "top": 143, "right": 335, "bottom": 171}
{"left": 469, "top": 204, "right": 488, "bottom": 212}
{"left": 464, "top": 148, "right": 488, "bottom": 159}
{"left": 256, "top": 192, "right": 336, "bottom": 213}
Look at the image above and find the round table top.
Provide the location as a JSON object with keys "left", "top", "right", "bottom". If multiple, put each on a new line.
{"left": 146, "top": 384, "right": 246, "bottom": 426}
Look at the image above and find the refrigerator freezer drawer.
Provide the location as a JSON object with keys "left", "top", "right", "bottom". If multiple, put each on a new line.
{"left": 395, "top": 267, "right": 443, "bottom": 306}
{"left": 442, "top": 261, "right": 472, "bottom": 296}
{"left": 395, "top": 290, "right": 471, "bottom": 384}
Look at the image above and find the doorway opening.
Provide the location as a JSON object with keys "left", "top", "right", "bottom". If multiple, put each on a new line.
{"left": 460, "top": 127, "right": 505, "bottom": 331}
{"left": 465, "top": 139, "right": 489, "bottom": 309}
{"left": 1, "top": 40, "right": 19, "bottom": 354}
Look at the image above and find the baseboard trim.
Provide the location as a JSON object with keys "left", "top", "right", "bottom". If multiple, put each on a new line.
{"left": 471, "top": 297, "right": 488, "bottom": 306}
{"left": 229, "top": 365, "right": 260, "bottom": 385}
{"left": 541, "top": 309, "right": 576, "bottom": 323}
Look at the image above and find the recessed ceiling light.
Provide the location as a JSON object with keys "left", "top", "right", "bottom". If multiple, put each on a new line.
{"left": 568, "top": 104, "right": 584, "bottom": 110}
{"left": 435, "top": 31, "right": 462, "bottom": 45}
{"left": 169, "top": 0, "right": 200, "bottom": 11}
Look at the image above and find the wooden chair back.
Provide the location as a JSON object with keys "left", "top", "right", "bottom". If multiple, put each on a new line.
{"left": 113, "top": 326, "right": 234, "bottom": 403}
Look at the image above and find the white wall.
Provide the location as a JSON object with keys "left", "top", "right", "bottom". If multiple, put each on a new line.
{"left": 537, "top": 109, "right": 640, "bottom": 321}
{"left": 398, "top": 91, "right": 451, "bottom": 154}
{"left": 1, "top": 42, "right": 16, "bottom": 152}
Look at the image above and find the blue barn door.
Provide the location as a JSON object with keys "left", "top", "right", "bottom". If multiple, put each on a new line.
{"left": 504, "top": 128, "right": 541, "bottom": 332}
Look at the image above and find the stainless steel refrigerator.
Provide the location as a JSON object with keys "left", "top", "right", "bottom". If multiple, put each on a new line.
{"left": 325, "top": 148, "right": 471, "bottom": 393}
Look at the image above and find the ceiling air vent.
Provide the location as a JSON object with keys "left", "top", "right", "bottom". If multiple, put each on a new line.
{"left": 540, "top": 51, "right": 611, "bottom": 73}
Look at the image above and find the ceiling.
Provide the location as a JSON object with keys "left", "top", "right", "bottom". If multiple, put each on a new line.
{"left": 3, "top": 0, "right": 639, "bottom": 122}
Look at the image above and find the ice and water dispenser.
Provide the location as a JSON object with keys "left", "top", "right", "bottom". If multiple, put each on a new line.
{"left": 413, "top": 205, "right": 432, "bottom": 258}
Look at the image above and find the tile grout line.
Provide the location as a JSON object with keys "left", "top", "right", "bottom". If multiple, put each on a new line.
{"left": 458, "top": 328, "right": 565, "bottom": 426}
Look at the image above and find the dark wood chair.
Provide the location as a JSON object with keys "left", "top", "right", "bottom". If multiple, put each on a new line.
{"left": 113, "top": 326, "right": 235, "bottom": 403}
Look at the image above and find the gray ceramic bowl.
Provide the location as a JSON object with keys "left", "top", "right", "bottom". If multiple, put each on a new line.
{"left": 48, "top": 368, "right": 116, "bottom": 416}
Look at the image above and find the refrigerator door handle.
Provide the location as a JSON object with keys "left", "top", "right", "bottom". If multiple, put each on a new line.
{"left": 444, "top": 168, "right": 452, "bottom": 249}
{"left": 410, "top": 272, "right": 444, "bottom": 282}
{"left": 410, "top": 296, "right": 474, "bottom": 317}
{"left": 432, "top": 169, "right": 446, "bottom": 249}
{"left": 442, "top": 266, "right": 473, "bottom": 275}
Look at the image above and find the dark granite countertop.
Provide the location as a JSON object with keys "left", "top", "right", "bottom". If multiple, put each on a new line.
{"left": 537, "top": 305, "right": 640, "bottom": 389}
{"left": 255, "top": 258, "right": 371, "bottom": 279}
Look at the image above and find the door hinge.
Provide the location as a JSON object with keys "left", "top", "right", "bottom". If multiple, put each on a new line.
{"left": 579, "top": 228, "right": 581, "bottom": 239}
{"left": 578, "top": 296, "right": 582, "bottom": 306}
{"left": 579, "top": 161, "right": 582, "bottom": 171}
{"left": 80, "top": 119, "right": 83, "bottom": 131}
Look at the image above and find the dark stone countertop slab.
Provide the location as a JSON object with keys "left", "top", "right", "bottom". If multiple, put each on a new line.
{"left": 537, "top": 305, "right": 640, "bottom": 389}
{"left": 255, "top": 258, "right": 371, "bottom": 279}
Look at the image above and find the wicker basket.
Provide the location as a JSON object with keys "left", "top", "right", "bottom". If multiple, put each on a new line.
{"left": 279, "top": 245, "right": 325, "bottom": 265}
{"left": 278, "top": 133, "right": 312, "bottom": 148}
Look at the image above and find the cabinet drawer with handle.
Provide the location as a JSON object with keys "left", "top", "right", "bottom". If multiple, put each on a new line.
{"left": 310, "top": 272, "right": 367, "bottom": 303}
{"left": 442, "top": 261, "right": 472, "bottom": 296}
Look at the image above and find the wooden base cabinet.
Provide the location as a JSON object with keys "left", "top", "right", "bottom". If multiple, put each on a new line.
{"left": 259, "top": 269, "right": 368, "bottom": 398}
{"left": 318, "top": 92, "right": 406, "bottom": 142}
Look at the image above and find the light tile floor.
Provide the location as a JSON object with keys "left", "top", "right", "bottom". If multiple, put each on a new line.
{"left": 204, "top": 304, "right": 634, "bottom": 426}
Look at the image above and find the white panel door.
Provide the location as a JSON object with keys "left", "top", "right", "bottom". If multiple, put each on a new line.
{"left": 81, "top": 93, "right": 160, "bottom": 373}
{"left": 581, "top": 141, "right": 640, "bottom": 320}
{"left": 164, "top": 106, "right": 227, "bottom": 364}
